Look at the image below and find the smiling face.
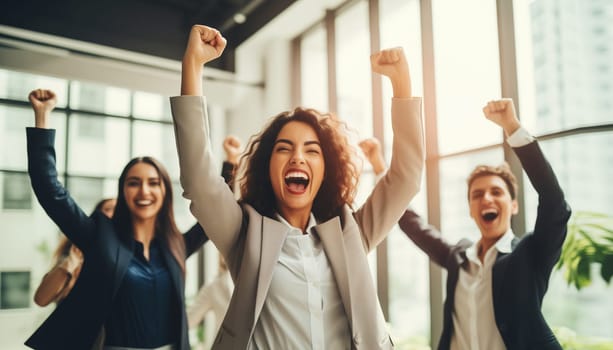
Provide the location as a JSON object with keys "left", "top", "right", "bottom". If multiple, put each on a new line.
{"left": 269, "top": 121, "right": 325, "bottom": 221}
{"left": 123, "top": 162, "right": 166, "bottom": 224}
{"left": 469, "top": 175, "right": 518, "bottom": 241}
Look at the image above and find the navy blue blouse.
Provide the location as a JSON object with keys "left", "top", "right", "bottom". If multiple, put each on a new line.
{"left": 104, "top": 238, "right": 180, "bottom": 348}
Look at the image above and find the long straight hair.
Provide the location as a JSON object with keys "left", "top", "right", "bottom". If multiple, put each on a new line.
{"left": 112, "top": 157, "right": 186, "bottom": 276}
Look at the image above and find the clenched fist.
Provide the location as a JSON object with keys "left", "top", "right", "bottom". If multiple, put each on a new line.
{"left": 370, "top": 47, "right": 411, "bottom": 98}
{"left": 28, "top": 89, "right": 57, "bottom": 129}
{"left": 482, "top": 98, "right": 521, "bottom": 135}
{"left": 223, "top": 135, "right": 242, "bottom": 164}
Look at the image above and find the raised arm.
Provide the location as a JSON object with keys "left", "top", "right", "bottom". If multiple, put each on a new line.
{"left": 359, "top": 137, "right": 386, "bottom": 177}
{"left": 354, "top": 48, "right": 425, "bottom": 252}
{"left": 171, "top": 25, "right": 243, "bottom": 259}
{"left": 398, "top": 210, "right": 458, "bottom": 268}
{"left": 33, "top": 245, "right": 83, "bottom": 306}
{"left": 181, "top": 25, "right": 227, "bottom": 96}
{"left": 483, "top": 99, "right": 571, "bottom": 272}
{"left": 27, "top": 90, "right": 94, "bottom": 250}
{"left": 222, "top": 135, "right": 241, "bottom": 188}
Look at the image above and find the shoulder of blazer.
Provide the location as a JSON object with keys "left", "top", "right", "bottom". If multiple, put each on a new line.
{"left": 448, "top": 239, "right": 472, "bottom": 270}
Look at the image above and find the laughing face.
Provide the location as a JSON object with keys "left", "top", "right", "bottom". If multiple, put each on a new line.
{"left": 269, "top": 121, "right": 325, "bottom": 221}
{"left": 468, "top": 175, "right": 518, "bottom": 241}
{"left": 123, "top": 162, "right": 166, "bottom": 224}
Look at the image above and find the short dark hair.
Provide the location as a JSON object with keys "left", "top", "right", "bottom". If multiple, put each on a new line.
{"left": 467, "top": 162, "right": 518, "bottom": 200}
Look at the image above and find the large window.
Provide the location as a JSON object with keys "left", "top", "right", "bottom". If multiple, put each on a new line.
{"left": 295, "top": 0, "right": 613, "bottom": 347}
{"left": 514, "top": 0, "right": 613, "bottom": 343}
{"left": 0, "top": 67, "right": 219, "bottom": 347}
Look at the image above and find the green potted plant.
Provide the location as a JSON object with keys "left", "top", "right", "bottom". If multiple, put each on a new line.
{"left": 556, "top": 211, "right": 613, "bottom": 290}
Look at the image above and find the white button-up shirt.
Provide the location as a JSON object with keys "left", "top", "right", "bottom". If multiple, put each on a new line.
{"left": 450, "top": 230, "right": 515, "bottom": 350}
{"left": 249, "top": 213, "right": 351, "bottom": 350}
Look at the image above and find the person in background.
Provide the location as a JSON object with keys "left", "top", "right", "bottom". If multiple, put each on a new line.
{"left": 25, "top": 88, "right": 209, "bottom": 350}
{"left": 398, "top": 99, "right": 571, "bottom": 349}
{"left": 170, "top": 24, "right": 424, "bottom": 349}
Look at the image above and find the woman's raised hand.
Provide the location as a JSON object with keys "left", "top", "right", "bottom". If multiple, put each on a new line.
{"left": 28, "top": 89, "right": 57, "bottom": 129}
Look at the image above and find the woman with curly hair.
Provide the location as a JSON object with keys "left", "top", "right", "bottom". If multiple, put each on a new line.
{"left": 170, "top": 25, "right": 424, "bottom": 349}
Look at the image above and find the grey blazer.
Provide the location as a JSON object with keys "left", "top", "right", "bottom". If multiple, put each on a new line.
{"left": 170, "top": 95, "right": 424, "bottom": 349}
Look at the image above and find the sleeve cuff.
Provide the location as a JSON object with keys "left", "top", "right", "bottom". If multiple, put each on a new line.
{"left": 506, "top": 126, "right": 534, "bottom": 148}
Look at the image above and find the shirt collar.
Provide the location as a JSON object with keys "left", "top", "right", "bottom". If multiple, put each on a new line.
{"left": 466, "top": 229, "right": 515, "bottom": 263}
{"left": 494, "top": 230, "right": 515, "bottom": 254}
{"left": 275, "top": 212, "right": 318, "bottom": 235}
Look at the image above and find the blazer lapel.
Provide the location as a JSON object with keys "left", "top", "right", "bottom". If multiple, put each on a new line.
{"left": 253, "top": 216, "right": 289, "bottom": 320}
{"left": 160, "top": 243, "right": 184, "bottom": 302}
{"left": 112, "top": 240, "right": 134, "bottom": 299}
{"left": 316, "top": 216, "right": 353, "bottom": 327}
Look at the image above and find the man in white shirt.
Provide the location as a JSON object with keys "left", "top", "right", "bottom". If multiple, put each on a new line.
{"left": 396, "top": 99, "right": 571, "bottom": 349}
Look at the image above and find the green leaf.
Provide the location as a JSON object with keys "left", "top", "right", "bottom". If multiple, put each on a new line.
{"left": 601, "top": 254, "right": 613, "bottom": 284}
{"left": 574, "top": 259, "right": 592, "bottom": 289}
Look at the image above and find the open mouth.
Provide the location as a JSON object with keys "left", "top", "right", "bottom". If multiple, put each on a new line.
{"left": 481, "top": 209, "right": 499, "bottom": 222}
{"left": 135, "top": 199, "right": 154, "bottom": 208}
{"left": 284, "top": 170, "right": 310, "bottom": 194}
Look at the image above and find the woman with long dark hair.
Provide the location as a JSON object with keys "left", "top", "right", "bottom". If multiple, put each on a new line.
{"left": 25, "top": 89, "right": 208, "bottom": 350}
{"left": 170, "top": 25, "right": 425, "bottom": 349}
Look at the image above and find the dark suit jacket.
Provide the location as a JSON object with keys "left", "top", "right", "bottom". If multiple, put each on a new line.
{"left": 24, "top": 127, "right": 214, "bottom": 350}
{"left": 399, "top": 141, "right": 571, "bottom": 350}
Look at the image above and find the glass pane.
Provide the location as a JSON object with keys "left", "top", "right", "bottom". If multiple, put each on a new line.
{"left": 432, "top": 0, "right": 502, "bottom": 155}
{"left": 0, "top": 271, "right": 30, "bottom": 309}
{"left": 0, "top": 69, "right": 68, "bottom": 107}
{"left": 0, "top": 106, "right": 67, "bottom": 172}
{"left": 133, "top": 91, "right": 171, "bottom": 121}
{"left": 335, "top": 0, "right": 373, "bottom": 141}
{"left": 389, "top": 177, "right": 430, "bottom": 347}
{"left": 523, "top": 133, "right": 613, "bottom": 341}
{"left": 68, "top": 114, "right": 130, "bottom": 177}
{"left": 132, "top": 121, "right": 180, "bottom": 180}
{"left": 380, "top": 0, "right": 424, "bottom": 166}
{"left": 172, "top": 180, "right": 193, "bottom": 230}
{"left": 2, "top": 172, "right": 32, "bottom": 210}
{"left": 439, "top": 148, "right": 504, "bottom": 244}
{"left": 66, "top": 176, "right": 117, "bottom": 216}
{"left": 379, "top": 0, "right": 430, "bottom": 346}
{"left": 514, "top": 0, "right": 613, "bottom": 135}
{"left": 300, "top": 24, "right": 328, "bottom": 112}
{"left": 70, "top": 81, "right": 130, "bottom": 116}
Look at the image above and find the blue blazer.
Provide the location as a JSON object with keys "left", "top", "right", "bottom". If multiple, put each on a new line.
{"left": 25, "top": 128, "right": 210, "bottom": 350}
{"left": 399, "top": 141, "right": 571, "bottom": 350}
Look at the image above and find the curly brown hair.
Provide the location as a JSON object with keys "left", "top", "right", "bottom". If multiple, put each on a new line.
{"left": 239, "top": 108, "right": 359, "bottom": 222}
{"left": 467, "top": 162, "right": 518, "bottom": 200}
